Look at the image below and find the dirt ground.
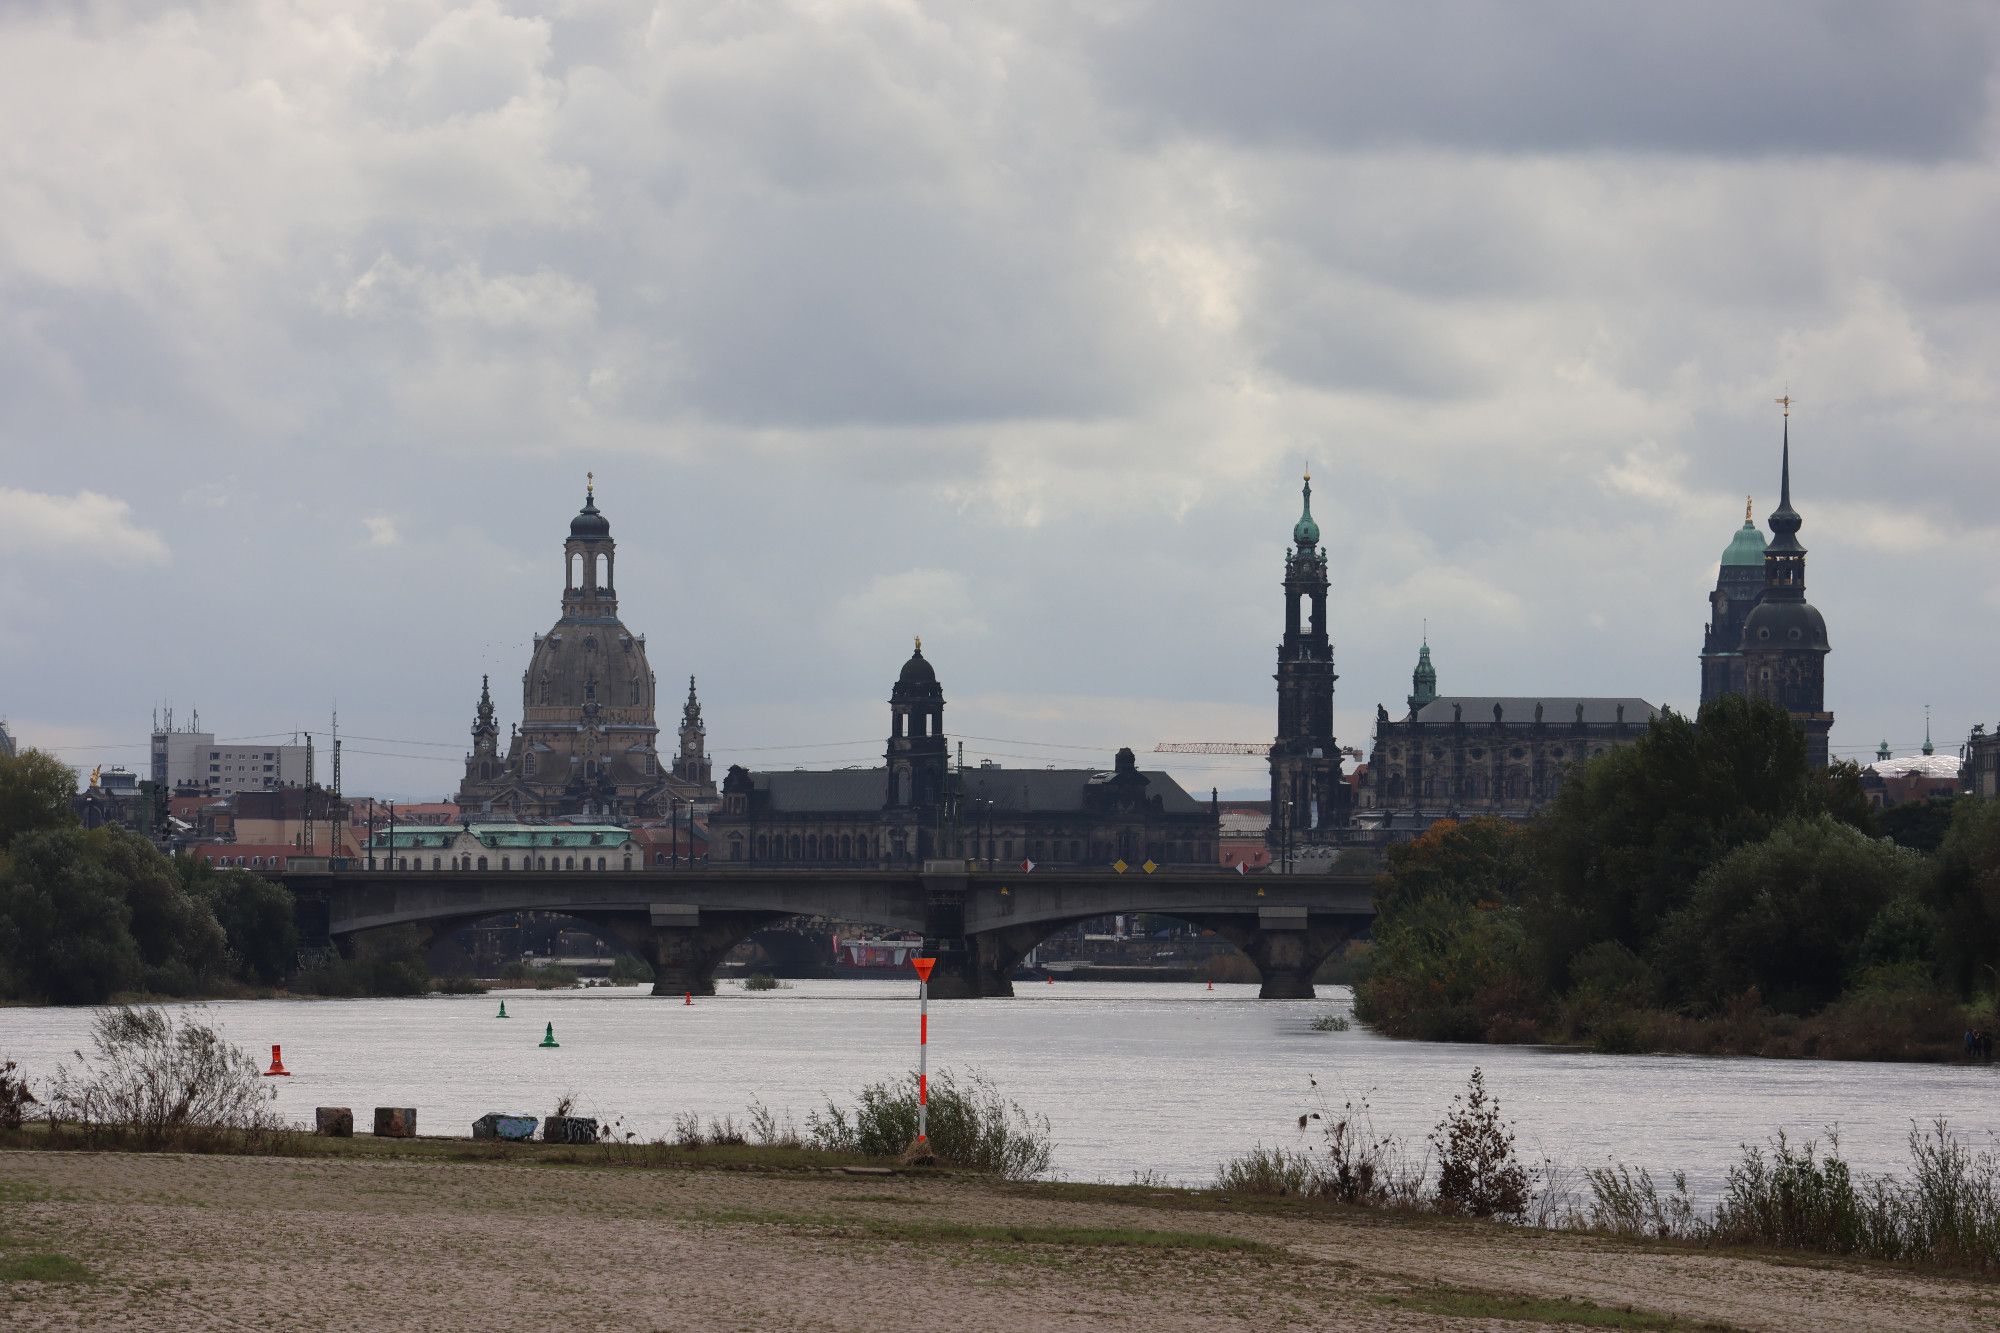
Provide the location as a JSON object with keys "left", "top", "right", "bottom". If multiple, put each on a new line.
{"left": 1, "top": 1148, "right": 1995, "bottom": 1331}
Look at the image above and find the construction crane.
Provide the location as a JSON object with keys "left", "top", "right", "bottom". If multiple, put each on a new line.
{"left": 1154, "top": 742, "right": 1366, "bottom": 760}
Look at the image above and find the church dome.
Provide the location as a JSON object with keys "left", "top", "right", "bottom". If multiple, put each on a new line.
{"left": 1721, "top": 518, "right": 1766, "bottom": 568}
{"left": 524, "top": 623, "right": 653, "bottom": 713}
{"left": 1741, "top": 596, "right": 1829, "bottom": 651}
{"left": 1293, "top": 474, "right": 1319, "bottom": 546}
{"left": 898, "top": 640, "right": 936, "bottom": 687}
{"left": 570, "top": 482, "right": 610, "bottom": 540}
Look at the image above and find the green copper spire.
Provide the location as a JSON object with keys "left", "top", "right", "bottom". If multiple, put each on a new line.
{"left": 1408, "top": 635, "right": 1438, "bottom": 712}
{"left": 1292, "top": 471, "right": 1320, "bottom": 547}
{"left": 1923, "top": 708, "right": 1935, "bottom": 756}
{"left": 1876, "top": 738, "right": 1891, "bottom": 762}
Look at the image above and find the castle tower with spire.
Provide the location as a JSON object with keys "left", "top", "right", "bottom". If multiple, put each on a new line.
{"left": 1736, "top": 403, "right": 1833, "bottom": 767}
{"left": 1268, "top": 473, "right": 1349, "bottom": 854}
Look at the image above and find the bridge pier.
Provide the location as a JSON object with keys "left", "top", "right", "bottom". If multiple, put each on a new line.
{"left": 1214, "top": 910, "right": 1353, "bottom": 1000}
{"left": 643, "top": 906, "right": 785, "bottom": 997}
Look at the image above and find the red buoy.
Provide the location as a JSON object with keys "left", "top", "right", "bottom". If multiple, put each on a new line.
{"left": 684, "top": 991, "right": 692, "bottom": 1006}
{"left": 263, "top": 1044, "right": 291, "bottom": 1077}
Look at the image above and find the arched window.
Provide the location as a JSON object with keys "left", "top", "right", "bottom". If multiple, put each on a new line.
{"left": 806, "top": 834, "right": 819, "bottom": 860}
{"left": 856, "top": 834, "right": 870, "bottom": 860}
{"left": 839, "top": 834, "right": 852, "bottom": 860}
{"left": 755, "top": 835, "right": 768, "bottom": 859}
{"left": 623, "top": 855, "right": 632, "bottom": 870}
{"left": 1070, "top": 840, "right": 1082, "bottom": 861}
{"left": 564, "top": 856, "right": 575, "bottom": 870}
{"left": 789, "top": 835, "right": 802, "bottom": 860}
{"left": 730, "top": 836, "right": 743, "bottom": 862}
{"left": 597, "top": 857, "right": 606, "bottom": 871}
{"left": 432, "top": 856, "right": 441, "bottom": 871}
{"left": 536, "top": 856, "right": 546, "bottom": 870}
{"left": 477, "top": 856, "right": 488, "bottom": 870}
{"left": 251, "top": 856, "right": 262, "bottom": 868}
{"left": 501, "top": 856, "right": 510, "bottom": 870}
{"left": 397, "top": 857, "right": 407, "bottom": 870}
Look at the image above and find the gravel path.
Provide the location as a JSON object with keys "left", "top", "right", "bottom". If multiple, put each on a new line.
{"left": 1, "top": 1149, "right": 1993, "bottom": 1331}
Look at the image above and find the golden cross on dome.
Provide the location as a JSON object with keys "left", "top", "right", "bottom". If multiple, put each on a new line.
{"left": 1775, "top": 393, "right": 1792, "bottom": 417}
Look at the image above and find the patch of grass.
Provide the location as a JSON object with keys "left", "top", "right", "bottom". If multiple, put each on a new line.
{"left": 828, "top": 1193, "right": 905, "bottom": 1203}
{"left": 0, "top": 1180, "right": 51, "bottom": 1204}
{"left": 1377, "top": 1287, "right": 1733, "bottom": 1330}
{"left": 0, "top": 1253, "right": 96, "bottom": 1284}
{"left": 1310, "top": 1013, "right": 1351, "bottom": 1032}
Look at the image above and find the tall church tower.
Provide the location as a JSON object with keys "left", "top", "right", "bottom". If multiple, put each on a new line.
{"left": 886, "top": 638, "right": 949, "bottom": 817}
{"left": 465, "top": 674, "right": 500, "bottom": 786}
{"left": 1268, "top": 474, "right": 1348, "bottom": 853}
{"left": 1700, "top": 497, "right": 1768, "bottom": 703}
{"left": 674, "top": 676, "right": 713, "bottom": 788}
{"left": 1739, "top": 404, "right": 1833, "bottom": 766}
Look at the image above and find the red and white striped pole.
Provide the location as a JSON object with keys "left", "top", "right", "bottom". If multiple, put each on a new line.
{"left": 911, "top": 956, "right": 936, "bottom": 1145}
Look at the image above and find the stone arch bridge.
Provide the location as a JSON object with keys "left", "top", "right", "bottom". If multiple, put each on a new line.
{"left": 282, "top": 866, "right": 1375, "bottom": 999}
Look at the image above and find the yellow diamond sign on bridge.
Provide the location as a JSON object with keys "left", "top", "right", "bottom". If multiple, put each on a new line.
{"left": 1112, "top": 859, "right": 1128, "bottom": 874}
{"left": 1141, "top": 859, "right": 1158, "bottom": 874}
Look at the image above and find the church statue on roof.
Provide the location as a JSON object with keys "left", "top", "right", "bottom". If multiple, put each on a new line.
{"left": 456, "top": 478, "right": 717, "bottom": 820}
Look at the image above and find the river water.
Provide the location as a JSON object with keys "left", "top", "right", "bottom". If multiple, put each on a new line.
{"left": 3, "top": 981, "right": 1992, "bottom": 1195}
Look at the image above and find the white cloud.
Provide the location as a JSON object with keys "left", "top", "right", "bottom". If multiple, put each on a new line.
{"left": 360, "top": 516, "right": 402, "bottom": 548}
{"left": 0, "top": 487, "right": 167, "bottom": 563}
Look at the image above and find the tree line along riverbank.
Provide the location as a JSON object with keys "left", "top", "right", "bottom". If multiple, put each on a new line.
{"left": 1352, "top": 694, "right": 2000, "bottom": 1062}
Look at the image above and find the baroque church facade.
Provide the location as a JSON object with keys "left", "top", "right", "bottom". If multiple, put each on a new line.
{"left": 1698, "top": 408, "right": 1834, "bottom": 766}
{"left": 456, "top": 483, "right": 716, "bottom": 820}
{"left": 707, "top": 641, "right": 1219, "bottom": 869}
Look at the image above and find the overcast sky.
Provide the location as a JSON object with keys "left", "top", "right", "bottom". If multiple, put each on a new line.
{"left": 5, "top": 1, "right": 1998, "bottom": 800}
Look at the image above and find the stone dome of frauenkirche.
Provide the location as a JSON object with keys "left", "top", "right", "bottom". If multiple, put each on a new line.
{"left": 524, "top": 620, "right": 653, "bottom": 713}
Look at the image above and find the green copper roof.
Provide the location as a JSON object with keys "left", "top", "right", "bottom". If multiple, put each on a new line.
{"left": 1722, "top": 500, "right": 1767, "bottom": 567}
{"left": 1293, "top": 474, "right": 1319, "bottom": 546}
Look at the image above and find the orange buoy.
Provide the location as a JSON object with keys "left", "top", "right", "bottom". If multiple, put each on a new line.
{"left": 1046, "top": 974, "right": 1053, "bottom": 985}
{"left": 263, "top": 1044, "right": 291, "bottom": 1077}
{"left": 684, "top": 991, "right": 692, "bottom": 1006}
{"left": 1206, "top": 979, "right": 1214, "bottom": 992}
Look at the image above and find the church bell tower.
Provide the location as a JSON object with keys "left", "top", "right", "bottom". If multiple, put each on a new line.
{"left": 1268, "top": 474, "right": 1348, "bottom": 854}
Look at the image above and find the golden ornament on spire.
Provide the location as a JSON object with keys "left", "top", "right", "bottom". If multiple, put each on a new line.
{"left": 1775, "top": 393, "right": 1792, "bottom": 417}
{"left": 1746, "top": 495, "right": 1754, "bottom": 523}
{"left": 914, "top": 635, "right": 922, "bottom": 652}
{"left": 586, "top": 470, "right": 594, "bottom": 497}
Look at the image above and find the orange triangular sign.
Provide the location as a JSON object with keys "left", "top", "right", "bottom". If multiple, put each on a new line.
{"left": 911, "top": 957, "right": 936, "bottom": 982}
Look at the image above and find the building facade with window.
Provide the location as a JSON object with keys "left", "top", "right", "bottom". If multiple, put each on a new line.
{"left": 707, "top": 642, "right": 1218, "bottom": 869}
{"left": 366, "top": 823, "right": 642, "bottom": 871}
{"left": 456, "top": 481, "right": 716, "bottom": 820}
{"left": 1354, "top": 641, "right": 1659, "bottom": 842}
{"left": 150, "top": 724, "right": 310, "bottom": 796}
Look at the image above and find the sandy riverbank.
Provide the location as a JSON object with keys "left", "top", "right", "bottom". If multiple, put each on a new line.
{"left": 1, "top": 1146, "right": 1993, "bottom": 1331}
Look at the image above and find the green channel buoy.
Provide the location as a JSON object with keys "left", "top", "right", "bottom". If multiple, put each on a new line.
{"left": 496, "top": 1000, "right": 509, "bottom": 1018}
{"left": 539, "top": 1022, "right": 560, "bottom": 1049}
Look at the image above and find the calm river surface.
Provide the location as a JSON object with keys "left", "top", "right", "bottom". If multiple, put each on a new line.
{"left": 3, "top": 981, "right": 1992, "bottom": 1193}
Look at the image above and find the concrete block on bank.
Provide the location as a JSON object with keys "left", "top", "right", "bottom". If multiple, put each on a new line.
{"left": 542, "top": 1115, "right": 598, "bottom": 1144}
{"left": 373, "top": 1107, "right": 417, "bottom": 1138}
{"left": 314, "top": 1107, "right": 353, "bottom": 1138}
{"left": 473, "top": 1113, "right": 540, "bottom": 1142}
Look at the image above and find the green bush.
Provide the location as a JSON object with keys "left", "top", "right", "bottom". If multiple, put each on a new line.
{"left": 806, "top": 1070, "right": 1052, "bottom": 1179}
{"left": 44, "top": 1008, "right": 283, "bottom": 1151}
